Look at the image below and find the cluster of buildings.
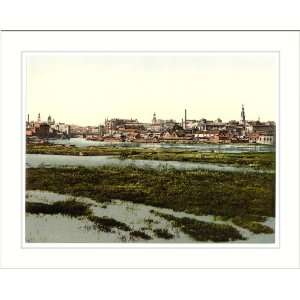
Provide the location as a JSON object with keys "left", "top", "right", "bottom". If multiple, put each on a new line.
{"left": 26, "top": 113, "right": 71, "bottom": 141}
{"left": 84, "top": 105, "right": 275, "bottom": 145}
{"left": 26, "top": 106, "right": 276, "bottom": 145}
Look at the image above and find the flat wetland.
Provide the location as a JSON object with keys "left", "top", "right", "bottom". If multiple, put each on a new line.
{"left": 25, "top": 142, "right": 276, "bottom": 243}
{"left": 27, "top": 143, "right": 275, "bottom": 170}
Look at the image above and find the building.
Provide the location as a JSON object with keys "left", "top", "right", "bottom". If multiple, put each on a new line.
{"left": 35, "top": 122, "right": 50, "bottom": 138}
{"left": 246, "top": 121, "right": 275, "bottom": 135}
{"left": 47, "top": 115, "right": 55, "bottom": 125}
{"left": 257, "top": 134, "right": 275, "bottom": 145}
{"left": 104, "top": 117, "right": 145, "bottom": 136}
{"left": 150, "top": 113, "right": 164, "bottom": 132}
{"left": 240, "top": 104, "right": 246, "bottom": 130}
{"left": 26, "top": 113, "right": 72, "bottom": 139}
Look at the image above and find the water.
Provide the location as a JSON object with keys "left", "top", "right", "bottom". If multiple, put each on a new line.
{"left": 48, "top": 138, "right": 275, "bottom": 153}
{"left": 26, "top": 154, "right": 272, "bottom": 173}
{"left": 26, "top": 190, "right": 275, "bottom": 243}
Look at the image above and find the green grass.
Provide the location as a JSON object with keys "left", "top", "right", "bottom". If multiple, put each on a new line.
{"left": 88, "top": 216, "right": 131, "bottom": 232}
{"left": 26, "top": 199, "right": 132, "bottom": 233}
{"left": 129, "top": 151, "right": 275, "bottom": 170}
{"left": 130, "top": 230, "right": 152, "bottom": 240}
{"left": 27, "top": 144, "right": 275, "bottom": 170}
{"left": 231, "top": 216, "right": 274, "bottom": 234}
{"left": 153, "top": 211, "right": 245, "bottom": 242}
{"left": 26, "top": 165, "right": 275, "bottom": 218}
{"left": 26, "top": 200, "right": 92, "bottom": 217}
{"left": 153, "top": 228, "right": 174, "bottom": 239}
{"left": 27, "top": 144, "right": 125, "bottom": 156}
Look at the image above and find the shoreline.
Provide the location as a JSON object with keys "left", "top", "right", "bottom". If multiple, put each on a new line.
{"left": 28, "top": 137, "right": 275, "bottom": 146}
{"left": 26, "top": 143, "right": 276, "bottom": 170}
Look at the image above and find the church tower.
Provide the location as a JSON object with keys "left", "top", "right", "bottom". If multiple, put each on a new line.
{"left": 152, "top": 112, "right": 157, "bottom": 124}
{"left": 240, "top": 105, "right": 246, "bottom": 129}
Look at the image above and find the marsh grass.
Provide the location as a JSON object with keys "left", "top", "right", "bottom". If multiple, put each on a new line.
{"left": 153, "top": 211, "right": 245, "bottom": 242}
{"left": 153, "top": 228, "right": 174, "bottom": 239}
{"left": 26, "top": 165, "right": 275, "bottom": 218}
{"left": 231, "top": 216, "right": 274, "bottom": 234}
{"left": 130, "top": 151, "right": 275, "bottom": 170}
{"left": 88, "top": 216, "right": 131, "bottom": 232}
{"left": 26, "top": 200, "right": 92, "bottom": 217}
{"left": 26, "top": 198, "right": 132, "bottom": 234}
{"left": 130, "top": 230, "right": 152, "bottom": 240}
{"left": 27, "top": 144, "right": 275, "bottom": 170}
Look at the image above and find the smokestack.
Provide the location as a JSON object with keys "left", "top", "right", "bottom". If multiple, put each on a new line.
{"left": 27, "top": 114, "right": 29, "bottom": 123}
{"left": 184, "top": 109, "right": 187, "bottom": 129}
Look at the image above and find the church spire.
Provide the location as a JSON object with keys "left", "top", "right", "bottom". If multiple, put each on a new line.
{"left": 152, "top": 112, "right": 157, "bottom": 124}
{"left": 240, "top": 105, "right": 246, "bottom": 129}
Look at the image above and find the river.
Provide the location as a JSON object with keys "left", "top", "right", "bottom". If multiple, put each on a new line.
{"left": 48, "top": 138, "right": 275, "bottom": 153}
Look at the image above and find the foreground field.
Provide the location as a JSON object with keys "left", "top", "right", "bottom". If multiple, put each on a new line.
{"left": 26, "top": 145, "right": 276, "bottom": 242}
{"left": 26, "top": 165, "right": 275, "bottom": 219}
{"left": 26, "top": 190, "right": 274, "bottom": 243}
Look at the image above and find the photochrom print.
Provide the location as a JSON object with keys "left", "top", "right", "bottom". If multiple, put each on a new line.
{"left": 25, "top": 52, "right": 277, "bottom": 244}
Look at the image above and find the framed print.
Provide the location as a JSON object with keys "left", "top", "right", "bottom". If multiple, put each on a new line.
{"left": 0, "top": 30, "right": 299, "bottom": 268}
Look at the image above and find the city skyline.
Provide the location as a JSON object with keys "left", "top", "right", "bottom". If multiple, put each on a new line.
{"left": 26, "top": 53, "right": 278, "bottom": 126}
{"left": 27, "top": 105, "right": 275, "bottom": 127}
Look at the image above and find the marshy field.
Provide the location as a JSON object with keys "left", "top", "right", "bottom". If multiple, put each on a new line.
{"left": 25, "top": 141, "right": 276, "bottom": 243}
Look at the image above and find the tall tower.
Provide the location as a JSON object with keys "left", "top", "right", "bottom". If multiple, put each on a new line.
{"left": 184, "top": 109, "right": 187, "bottom": 129}
{"left": 240, "top": 105, "right": 246, "bottom": 129}
{"left": 37, "top": 113, "right": 41, "bottom": 123}
{"left": 152, "top": 112, "right": 157, "bottom": 124}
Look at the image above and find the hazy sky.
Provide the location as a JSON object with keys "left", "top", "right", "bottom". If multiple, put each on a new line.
{"left": 26, "top": 53, "right": 278, "bottom": 126}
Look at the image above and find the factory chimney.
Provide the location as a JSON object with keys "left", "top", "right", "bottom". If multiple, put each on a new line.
{"left": 184, "top": 109, "right": 187, "bottom": 129}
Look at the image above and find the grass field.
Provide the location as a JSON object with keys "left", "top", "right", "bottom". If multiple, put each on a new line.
{"left": 26, "top": 144, "right": 275, "bottom": 240}
{"left": 26, "top": 165, "right": 275, "bottom": 218}
{"left": 27, "top": 144, "right": 275, "bottom": 170}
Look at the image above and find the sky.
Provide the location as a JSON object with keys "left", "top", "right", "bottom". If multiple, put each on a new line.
{"left": 26, "top": 53, "right": 278, "bottom": 126}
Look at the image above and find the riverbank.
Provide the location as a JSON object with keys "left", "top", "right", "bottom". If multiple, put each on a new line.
{"left": 26, "top": 144, "right": 275, "bottom": 170}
